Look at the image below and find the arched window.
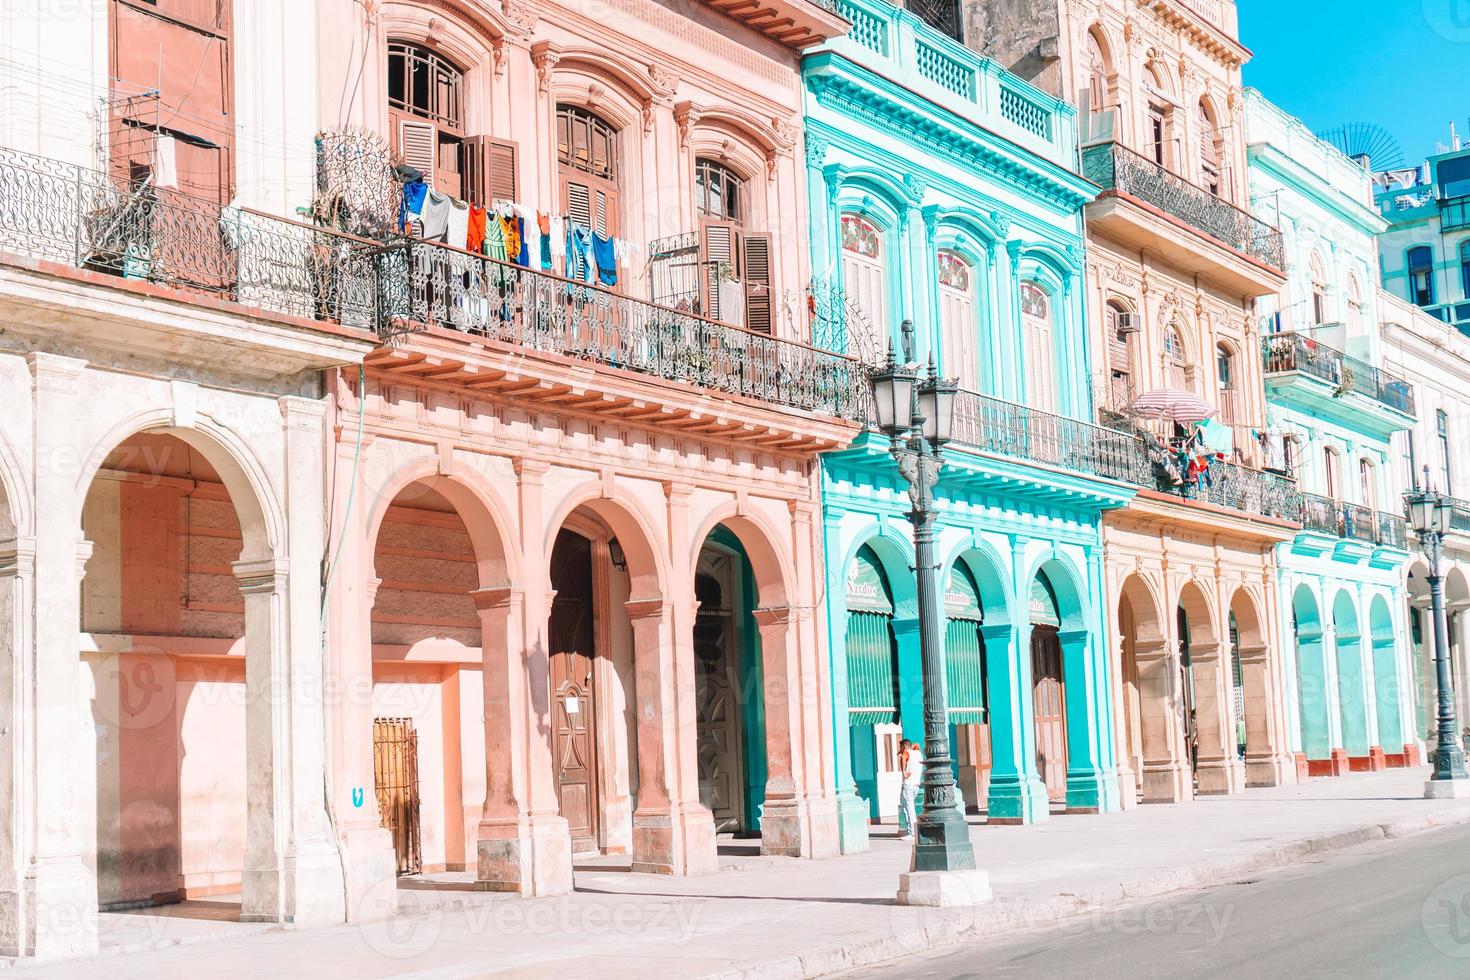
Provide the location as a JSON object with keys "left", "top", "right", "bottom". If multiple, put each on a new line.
{"left": 1345, "top": 273, "right": 1363, "bottom": 335}
{"left": 1309, "top": 253, "right": 1329, "bottom": 325}
{"left": 1164, "top": 325, "right": 1187, "bottom": 389}
{"left": 695, "top": 158, "right": 744, "bottom": 224}
{"left": 1460, "top": 239, "right": 1470, "bottom": 300}
{"left": 1146, "top": 63, "right": 1174, "bottom": 168}
{"left": 1085, "top": 28, "right": 1111, "bottom": 116}
{"left": 1216, "top": 342, "right": 1237, "bottom": 424}
{"left": 840, "top": 214, "right": 887, "bottom": 356}
{"left": 1198, "top": 99, "right": 1223, "bottom": 197}
{"left": 1021, "top": 282, "right": 1057, "bottom": 413}
{"left": 1323, "top": 446, "right": 1341, "bottom": 500}
{"left": 557, "top": 104, "right": 621, "bottom": 282}
{"left": 1359, "top": 457, "right": 1377, "bottom": 510}
{"left": 1408, "top": 245, "right": 1435, "bottom": 307}
{"left": 1105, "top": 300, "right": 1136, "bottom": 406}
{"left": 388, "top": 41, "right": 480, "bottom": 201}
{"left": 938, "top": 251, "right": 977, "bottom": 391}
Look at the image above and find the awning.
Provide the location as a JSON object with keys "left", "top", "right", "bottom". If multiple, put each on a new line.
{"left": 945, "top": 565, "right": 986, "bottom": 724}
{"left": 845, "top": 546, "right": 898, "bottom": 726}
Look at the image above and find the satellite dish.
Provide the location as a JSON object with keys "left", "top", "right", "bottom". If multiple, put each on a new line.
{"left": 1321, "top": 122, "right": 1405, "bottom": 172}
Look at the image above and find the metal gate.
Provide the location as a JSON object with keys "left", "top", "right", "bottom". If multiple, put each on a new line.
{"left": 373, "top": 717, "right": 422, "bottom": 876}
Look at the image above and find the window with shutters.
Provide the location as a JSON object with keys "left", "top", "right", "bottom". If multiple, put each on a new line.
{"left": 694, "top": 159, "right": 772, "bottom": 333}
{"left": 388, "top": 42, "right": 483, "bottom": 202}
{"left": 1164, "top": 325, "right": 1188, "bottom": 390}
{"left": 1408, "top": 246, "right": 1435, "bottom": 307}
{"left": 1105, "top": 300, "right": 1134, "bottom": 397}
{"left": 840, "top": 214, "right": 887, "bottom": 354}
{"left": 557, "top": 104, "right": 621, "bottom": 284}
{"left": 1309, "top": 252, "right": 1328, "bottom": 325}
{"left": 937, "top": 251, "right": 977, "bottom": 391}
{"left": 696, "top": 159, "right": 744, "bottom": 224}
{"left": 1198, "top": 99, "right": 1223, "bottom": 197}
{"left": 1085, "top": 28, "right": 1111, "bottom": 116}
{"left": 1021, "top": 281, "right": 1056, "bottom": 414}
{"left": 1323, "top": 446, "right": 1341, "bottom": 500}
{"left": 1345, "top": 273, "right": 1363, "bottom": 336}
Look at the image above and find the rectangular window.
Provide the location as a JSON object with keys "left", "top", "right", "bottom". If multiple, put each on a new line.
{"left": 1439, "top": 410, "right": 1453, "bottom": 495}
{"left": 1406, "top": 429, "right": 1419, "bottom": 489}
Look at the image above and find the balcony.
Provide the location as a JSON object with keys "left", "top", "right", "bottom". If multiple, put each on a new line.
{"left": 375, "top": 238, "right": 865, "bottom": 421}
{"left": 702, "top": 0, "right": 852, "bottom": 48}
{"left": 1299, "top": 492, "right": 1408, "bottom": 553}
{"left": 1081, "top": 141, "right": 1286, "bottom": 295}
{"left": 1149, "top": 451, "right": 1301, "bottom": 523}
{"left": 1262, "top": 331, "right": 1416, "bottom": 434}
{"left": 1442, "top": 195, "right": 1470, "bottom": 233}
{"left": 0, "top": 146, "right": 377, "bottom": 331}
{"left": 950, "top": 389, "right": 1149, "bottom": 486}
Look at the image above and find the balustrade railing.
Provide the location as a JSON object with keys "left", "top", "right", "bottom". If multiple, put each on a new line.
{"left": 0, "top": 146, "right": 378, "bottom": 329}
{"left": 1262, "top": 332, "right": 1416, "bottom": 416}
{"left": 1299, "top": 491, "right": 1407, "bottom": 547}
{"left": 950, "top": 389, "right": 1149, "bottom": 484}
{"left": 1151, "top": 447, "right": 1301, "bottom": 520}
{"left": 1080, "top": 141, "right": 1285, "bottom": 270}
{"left": 375, "top": 238, "right": 865, "bottom": 417}
{"left": 1447, "top": 497, "right": 1470, "bottom": 534}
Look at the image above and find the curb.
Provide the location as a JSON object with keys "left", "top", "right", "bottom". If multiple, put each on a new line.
{"left": 702, "top": 806, "right": 1470, "bottom": 980}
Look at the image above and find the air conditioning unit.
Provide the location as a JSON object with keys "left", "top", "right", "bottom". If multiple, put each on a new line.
{"left": 1116, "top": 311, "right": 1140, "bottom": 334}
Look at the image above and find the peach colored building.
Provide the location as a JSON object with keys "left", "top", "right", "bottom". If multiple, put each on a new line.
{"left": 0, "top": 0, "right": 855, "bottom": 960}
{"left": 965, "top": 0, "right": 1300, "bottom": 804}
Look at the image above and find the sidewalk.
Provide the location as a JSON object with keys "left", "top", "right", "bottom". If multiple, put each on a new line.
{"left": 25, "top": 768, "right": 1470, "bottom": 979}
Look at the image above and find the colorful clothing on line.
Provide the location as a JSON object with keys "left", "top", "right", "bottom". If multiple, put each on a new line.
{"left": 566, "top": 224, "right": 592, "bottom": 282}
{"left": 591, "top": 231, "right": 617, "bottom": 287}
{"left": 467, "top": 205, "right": 487, "bottom": 254}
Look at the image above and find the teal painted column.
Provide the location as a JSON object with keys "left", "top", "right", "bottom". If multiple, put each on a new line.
{"left": 893, "top": 616, "right": 925, "bottom": 748}
{"left": 1297, "top": 622, "right": 1332, "bottom": 759}
{"left": 1372, "top": 634, "right": 1403, "bottom": 752}
{"left": 982, "top": 621, "right": 1049, "bottom": 823}
{"left": 1061, "top": 547, "right": 1120, "bottom": 814}
{"left": 819, "top": 503, "right": 871, "bottom": 854}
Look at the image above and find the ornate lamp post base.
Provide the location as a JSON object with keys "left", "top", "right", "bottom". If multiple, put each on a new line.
{"left": 1426, "top": 777, "right": 1470, "bottom": 800}
{"left": 897, "top": 869, "right": 993, "bottom": 907}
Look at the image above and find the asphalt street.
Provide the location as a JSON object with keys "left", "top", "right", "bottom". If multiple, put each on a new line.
{"left": 841, "top": 821, "right": 1470, "bottom": 980}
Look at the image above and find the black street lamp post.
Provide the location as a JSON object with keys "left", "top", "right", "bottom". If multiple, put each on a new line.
{"left": 871, "top": 342, "right": 986, "bottom": 899}
{"left": 1406, "top": 467, "right": 1469, "bottom": 796}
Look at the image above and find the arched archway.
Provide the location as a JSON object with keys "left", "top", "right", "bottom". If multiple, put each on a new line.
{"left": 1293, "top": 584, "right": 1333, "bottom": 773}
{"left": 1369, "top": 594, "right": 1407, "bottom": 766}
{"left": 1178, "top": 579, "right": 1244, "bottom": 795}
{"left": 81, "top": 427, "right": 285, "bottom": 921}
{"left": 941, "top": 545, "right": 1012, "bottom": 818}
{"left": 1116, "top": 573, "right": 1188, "bottom": 803}
{"left": 1333, "top": 589, "right": 1369, "bottom": 767}
{"left": 1230, "top": 587, "right": 1288, "bottom": 786}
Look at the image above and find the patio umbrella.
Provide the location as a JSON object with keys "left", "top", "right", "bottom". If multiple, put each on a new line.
{"left": 1125, "top": 389, "right": 1218, "bottom": 423}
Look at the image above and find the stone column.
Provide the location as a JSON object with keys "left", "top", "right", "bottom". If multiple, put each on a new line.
{"left": 1238, "top": 640, "right": 1294, "bottom": 787}
{"left": 983, "top": 622, "right": 1049, "bottom": 824}
{"left": 752, "top": 605, "right": 838, "bottom": 859}
{"left": 1134, "top": 635, "right": 1192, "bottom": 804}
{"left": 1057, "top": 627, "right": 1117, "bottom": 813}
{"left": 1192, "top": 637, "right": 1246, "bottom": 795}
{"left": 627, "top": 598, "right": 717, "bottom": 875}
{"left": 0, "top": 535, "right": 34, "bottom": 956}
{"left": 474, "top": 586, "right": 573, "bottom": 896}
{"left": 21, "top": 353, "right": 97, "bottom": 959}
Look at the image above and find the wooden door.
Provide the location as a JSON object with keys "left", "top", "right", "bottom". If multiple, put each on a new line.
{"left": 373, "top": 717, "right": 422, "bottom": 876}
{"left": 549, "top": 531, "right": 599, "bottom": 851}
{"left": 694, "top": 562, "right": 745, "bottom": 833}
{"left": 1030, "top": 627, "right": 1068, "bottom": 803}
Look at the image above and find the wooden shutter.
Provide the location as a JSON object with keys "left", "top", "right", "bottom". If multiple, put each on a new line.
{"left": 398, "top": 119, "right": 436, "bottom": 184}
{"left": 564, "top": 176, "right": 592, "bottom": 227}
{"left": 743, "top": 233, "right": 772, "bottom": 335}
{"left": 462, "top": 136, "right": 487, "bottom": 206}
{"left": 702, "top": 221, "right": 736, "bottom": 322}
{"left": 488, "top": 138, "right": 518, "bottom": 203}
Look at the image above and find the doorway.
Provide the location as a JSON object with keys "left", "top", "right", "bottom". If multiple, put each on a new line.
{"left": 1178, "top": 606, "right": 1199, "bottom": 778}
{"left": 694, "top": 551, "right": 746, "bottom": 833}
{"left": 1031, "top": 626, "right": 1067, "bottom": 802}
{"left": 549, "top": 530, "right": 600, "bottom": 852}
{"left": 373, "top": 717, "right": 423, "bottom": 876}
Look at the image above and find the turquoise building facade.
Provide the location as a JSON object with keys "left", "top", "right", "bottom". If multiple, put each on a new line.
{"left": 1245, "top": 90, "right": 1421, "bottom": 777}
{"left": 802, "top": 0, "right": 1139, "bottom": 852}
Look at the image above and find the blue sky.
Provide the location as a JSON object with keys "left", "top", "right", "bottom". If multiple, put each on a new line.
{"left": 1240, "top": 0, "right": 1470, "bottom": 167}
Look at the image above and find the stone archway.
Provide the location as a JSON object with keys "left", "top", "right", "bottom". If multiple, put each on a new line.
{"left": 1178, "top": 580, "right": 1242, "bottom": 795}
{"left": 1230, "top": 588, "right": 1289, "bottom": 786}
{"left": 1117, "top": 574, "right": 1188, "bottom": 804}
{"left": 1332, "top": 589, "right": 1370, "bottom": 769}
{"left": 1369, "top": 594, "right": 1409, "bottom": 767}
{"left": 1293, "top": 585, "right": 1334, "bottom": 775}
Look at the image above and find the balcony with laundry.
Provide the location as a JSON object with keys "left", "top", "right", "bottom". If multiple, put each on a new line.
{"left": 1262, "top": 330, "right": 1417, "bottom": 437}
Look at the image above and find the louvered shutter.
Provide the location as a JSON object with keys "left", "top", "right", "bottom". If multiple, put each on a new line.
{"left": 488, "top": 139, "right": 518, "bottom": 203}
{"left": 564, "top": 177, "right": 592, "bottom": 227}
{"left": 462, "top": 136, "right": 487, "bottom": 206}
{"left": 743, "top": 233, "right": 772, "bottom": 335}
{"left": 1029, "top": 314, "right": 1056, "bottom": 413}
{"left": 398, "top": 119, "right": 436, "bottom": 187}
{"left": 702, "top": 222, "right": 735, "bottom": 322}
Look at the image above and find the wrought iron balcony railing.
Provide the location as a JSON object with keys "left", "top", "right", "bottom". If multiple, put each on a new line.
{"left": 1150, "top": 447, "right": 1301, "bottom": 521}
{"left": 1446, "top": 496, "right": 1470, "bottom": 534}
{"left": 1080, "top": 141, "right": 1285, "bottom": 270}
{"left": 375, "top": 238, "right": 865, "bottom": 418}
{"left": 1299, "top": 492, "right": 1407, "bottom": 548}
{"left": 1262, "top": 332, "right": 1416, "bottom": 416}
{"left": 0, "top": 147, "right": 378, "bottom": 329}
{"left": 950, "top": 389, "right": 1150, "bottom": 485}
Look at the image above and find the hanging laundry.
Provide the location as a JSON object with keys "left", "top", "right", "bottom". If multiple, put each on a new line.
{"left": 498, "top": 213, "right": 522, "bottom": 264}
{"left": 483, "top": 213, "right": 509, "bottom": 262}
{"left": 566, "top": 224, "right": 592, "bottom": 282}
{"left": 153, "top": 134, "right": 178, "bottom": 189}
{"left": 550, "top": 215, "right": 566, "bottom": 260}
{"left": 401, "top": 180, "right": 428, "bottom": 233}
{"left": 1198, "top": 418, "right": 1234, "bottom": 453}
{"left": 418, "top": 190, "right": 452, "bottom": 242}
{"left": 446, "top": 198, "right": 471, "bottom": 251}
{"left": 467, "top": 205, "right": 487, "bottom": 254}
{"left": 538, "top": 212, "right": 553, "bottom": 271}
{"left": 514, "top": 216, "right": 530, "bottom": 267}
{"left": 591, "top": 231, "right": 617, "bottom": 287}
